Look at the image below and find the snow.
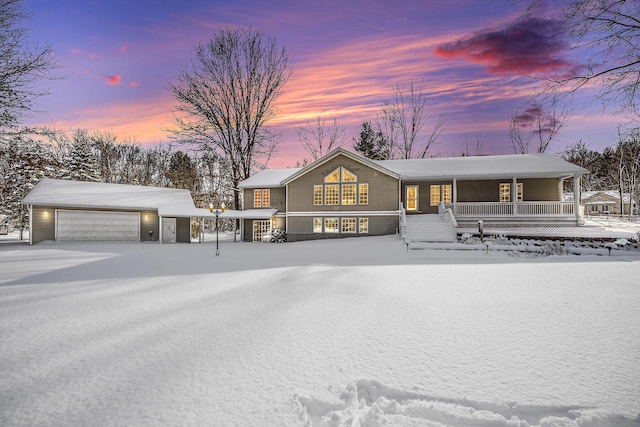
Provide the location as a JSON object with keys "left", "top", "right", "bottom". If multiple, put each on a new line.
{"left": 240, "top": 153, "right": 588, "bottom": 187}
{"left": 376, "top": 154, "right": 588, "bottom": 180}
{"left": 1, "top": 233, "right": 640, "bottom": 426}
{"left": 21, "top": 178, "right": 203, "bottom": 217}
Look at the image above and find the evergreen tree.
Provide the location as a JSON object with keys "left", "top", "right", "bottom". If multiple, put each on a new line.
{"left": 62, "top": 129, "right": 100, "bottom": 181}
{"left": 353, "top": 121, "right": 389, "bottom": 160}
{"left": 0, "top": 133, "right": 59, "bottom": 239}
{"left": 166, "top": 151, "right": 198, "bottom": 191}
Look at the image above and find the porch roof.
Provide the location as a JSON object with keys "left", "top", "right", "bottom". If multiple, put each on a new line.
{"left": 377, "top": 154, "right": 588, "bottom": 180}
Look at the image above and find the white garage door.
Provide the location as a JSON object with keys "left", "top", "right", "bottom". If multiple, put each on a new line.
{"left": 56, "top": 210, "right": 140, "bottom": 242}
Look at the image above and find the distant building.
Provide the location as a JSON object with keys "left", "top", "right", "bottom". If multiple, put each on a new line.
{"left": 564, "top": 190, "right": 637, "bottom": 215}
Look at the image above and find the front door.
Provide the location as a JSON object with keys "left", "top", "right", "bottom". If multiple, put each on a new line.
{"left": 406, "top": 186, "right": 419, "bottom": 211}
{"left": 162, "top": 217, "right": 176, "bottom": 243}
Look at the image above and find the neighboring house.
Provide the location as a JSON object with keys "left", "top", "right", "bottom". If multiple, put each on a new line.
{"left": 238, "top": 148, "right": 589, "bottom": 242}
{"left": 564, "top": 190, "right": 637, "bottom": 215}
{"left": 22, "top": 179, "right": 210, "bottom": 245}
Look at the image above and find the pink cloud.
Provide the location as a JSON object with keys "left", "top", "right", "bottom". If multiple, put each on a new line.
{"left": 435, "top": 17, "right": 579, "bottom": 77}
{"left": 129, "top": 81, "right": 140, "bottom": 87}
{"left": 104, "top": 75, "right": 122, "bottom": 85}
{"left": 71, "top": 48, "right": 100, "bottom": 59}
{"left": 120, "top": 43, "right": 129, "bottom": 54}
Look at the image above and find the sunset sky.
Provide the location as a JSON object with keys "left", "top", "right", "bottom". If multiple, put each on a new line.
{"left": 23, "top": 0, "right": 627, "bottom": 168}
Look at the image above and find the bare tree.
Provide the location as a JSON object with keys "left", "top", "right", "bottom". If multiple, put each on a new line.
{"left": 296, "top": 116, "right": 346, "bottom": 161}
{"left": 614, "top": 127, "right": 640, "bottom": 216}
{"left": 462, "top": 133, "right": 486, "bottom": 156}
{"left": 522, "top": 0, "right": 640, "bottom": 118}
{"left": 168, "top": 25, "right": 291, "bottom": 209}
{"left": 508, "top": 97, "right": 570, "bottom": 153}
{"left": 0, "top": 0, "right": 61, "bottom": 130}
{"left": 380, "top": 82, "right": 444, "bottom": 159}
{"left": 561, "top": 140, "right": 605, "bottom": 191}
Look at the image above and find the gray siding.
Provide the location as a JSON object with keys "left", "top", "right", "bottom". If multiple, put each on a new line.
{"left": 287, "top": 154, "right": 399, "bottom": 213}
{"left": 31, "top": 205, "right": 56, "bottom": 244}
{"left": 243, "top": 187, "right": 286, "bottom": 211}
{"left": 457, "top": 178, "right": 561, "bottom": 202}
{"left": 176, "top": 217, "right": 191, "bottom": 243}
{"left": 140, "top": 210, "right": 159, "bottom": 241}
{"left": 287, "top": 215, "right": 398, "bottom": 242}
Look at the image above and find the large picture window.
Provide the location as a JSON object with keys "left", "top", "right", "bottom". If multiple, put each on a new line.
{"left": 342, "top": 184, "right": 357, "bottom": 205}
{"left": 315, "top": 167, "right": 368, "bottom": 206}
{"left": 325, "top": 184, "right": 339, "bottom": 205}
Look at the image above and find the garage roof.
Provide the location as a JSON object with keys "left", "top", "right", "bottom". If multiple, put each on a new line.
{"left": 23, "top": 178, "right": 201, "bottom": 217}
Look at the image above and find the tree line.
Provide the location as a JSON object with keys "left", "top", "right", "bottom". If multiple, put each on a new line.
{"left": 2, "top": 0, "right": 640, "bottom": 232}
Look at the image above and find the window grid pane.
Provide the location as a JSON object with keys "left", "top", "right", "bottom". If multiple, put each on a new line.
{"left": 314, "top": 185, "right": 323, "bottom": 205}
{"left": 325, "top": 168, "right": 340, "bottom": 182}
{"left": 313, "top": 218, "right": 322, "bottom": 233}
{"left": 341, "top": 218, "right": 356, "bottom": 233}
{"left": 430, "top": 185, "right": 440, "bottom": 206}
{"left": 442, "top": 185, "right": 452, "bottom": 203}
{"left": 324, "top": 218, "right": 339, "bottom": 233}
{"left": 341, "top": 168, "right": 357, "bottom": 182}
{"left": 254, "top": 189, "right": 262, "bottom": 207}
{"left": 359, "top": 218, "right": 368, "bottom": 233}
{"left": 325, "top": 184, "right": 339, "bottom": 205}
{"left": 262, "top": 189, "right": 270, "bottom": 207}
{"left": 359, "top": 184, "right": 368, "bottom": 205}
{"left": 342, "top": 184, "right": 357, "bottom": 205}
{"left": 500, "top": 183, "right": 510, "bottom": 203}
{"left": 516, "top": 183, "right": 523, "bottom": 202}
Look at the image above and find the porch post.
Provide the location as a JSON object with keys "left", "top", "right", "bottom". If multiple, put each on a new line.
{"left": 159, "top": 216, "right": 163, "bottom": 243}
{"left": 573, "top": 174, "right": 581, "bottom": 224}
{"left": 512, "top": 176, "right": 517, "bottom": 215}
{"left": 453, "top": 177, "right": 457, "bottom": 214}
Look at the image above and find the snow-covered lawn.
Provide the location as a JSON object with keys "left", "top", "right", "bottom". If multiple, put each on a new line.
{"left": 1, "top": 236, "right": 639, "bottom": 426}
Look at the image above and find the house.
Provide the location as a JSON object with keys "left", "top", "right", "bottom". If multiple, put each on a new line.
{"left": 22, "top": 178, "right": 212, "bottom": 245}
{"left": 564, "top": 190, "right": 637, "bottom": 215}
{"left": 238, "top": 148, "right": 589, "bottom": 242}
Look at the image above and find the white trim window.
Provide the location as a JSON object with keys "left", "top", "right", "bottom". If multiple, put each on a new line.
{"left": 359, "top": 218, "right": 368, "bottom": 233}
{"left": 499, "top": 183, "right": 510, "bottom": 203}
{"left": 313, "top": 217, "right": 323, "bottom": 233}
{"left": 359, "top": 184, "right": 368, "bottom": 205}
{"left": 254, "top": 189, "right": 271, "bottom": 207}
{"left": 341, "top": 218, "right": 356, "bottom": 233}
{"left": 314, "top": 185, "right": 323, "bottom": 205}
{"left": 324, "top": 218, "right": 339, "bottom": 233}
{"left": 342, "top": 184, "right": 357, "bottom": 205}
{"left": 325, "top": 184, "right": 339, "bottom": 205}
{"left": 316, "top": 167, "right": 368, "bottom": 206}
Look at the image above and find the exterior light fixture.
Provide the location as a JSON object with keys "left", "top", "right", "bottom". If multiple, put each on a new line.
{"left": 208, "top": 202, "right": 227, "bottom": 256}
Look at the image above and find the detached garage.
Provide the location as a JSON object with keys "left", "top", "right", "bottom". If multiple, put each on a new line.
{"left": 22, "top": 178, "right": 209, "bottom": 245}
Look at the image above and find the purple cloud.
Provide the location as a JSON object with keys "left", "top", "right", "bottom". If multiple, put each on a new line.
{"left": 435, "top": 17, "right": 578, "bottom": 77}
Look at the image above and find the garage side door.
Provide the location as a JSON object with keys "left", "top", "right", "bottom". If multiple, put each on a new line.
{"left": 56, "top": 210, "right": 140, "bottom": 242}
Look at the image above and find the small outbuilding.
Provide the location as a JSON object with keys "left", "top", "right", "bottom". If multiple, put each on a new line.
{"left": 22, "top": 178, "right": 210, "bottom": 245}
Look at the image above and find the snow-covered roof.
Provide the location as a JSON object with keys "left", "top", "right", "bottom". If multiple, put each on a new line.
{"left": 219, "top": 208, "right": 277, "bottom": 219}
{"left": 239, "top": 168, "right": 300, "bottom": 189}
{"left": 376, "top": 154, "right": 588, "bottom": 180}
{"left": 23, "top": 178, "right": 201, "bottom": 217}
{"left": 564, "top": 190, "right": 635, "bottom": 204}
{"left": 239, "top": 152, "right": 588, "bottom": 188}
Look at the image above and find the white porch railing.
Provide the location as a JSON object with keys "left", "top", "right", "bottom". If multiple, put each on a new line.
{"left": 445, "top": 202, "right": 575, "bottom": 217}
